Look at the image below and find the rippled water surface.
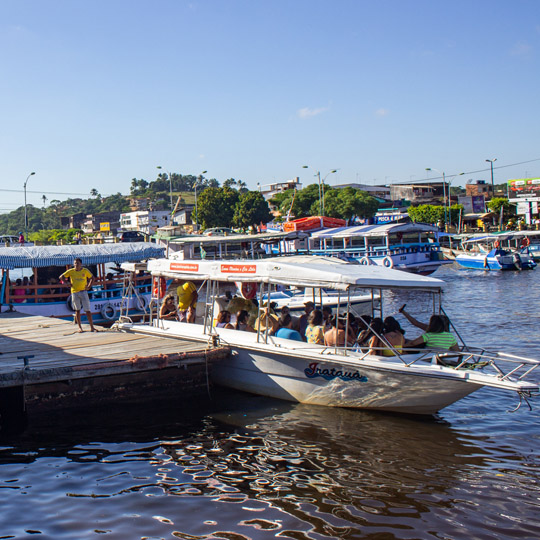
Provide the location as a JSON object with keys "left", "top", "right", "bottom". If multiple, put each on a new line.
{"left": 0, "top": 264, "right": 539, "bottom": 539}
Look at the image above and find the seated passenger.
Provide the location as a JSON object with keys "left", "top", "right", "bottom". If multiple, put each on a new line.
{"left": 274, "top": 313, "right": 303, "bottom": 341}
{"left": 216, "top": 310, "right": 234, "bottom": 329}
{"left": 159, "top": 294, "right": 179, "bottom": 321}
{"left": 235, "top": 310, "right": 255, "bottom": 332}
{"left": 305, "top": 309, "right": 325, "bottom": 344}
{"left": 356, "top": 316, "right": 381, "bottom": 349}
{"left": 405, "top": 315, "right": 460, "bottom": 351}
{"left": 324, "top": 316, "right": 353, "bottom": 347}
{"left": 254, "top": 304, "right": 279, "bottom": 334}
{"left": 370, "top": 316, "right": 405, "bottom": 356}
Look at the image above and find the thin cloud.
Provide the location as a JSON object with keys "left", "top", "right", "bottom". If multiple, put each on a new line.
{"left": 297, "top": 106, "right": 328, "bottom": 119}
{"left": 375, "top": 108, "right": 390, "bottom": 117}
{"left": 510, "top": 41, "right": 532, "bottom": 56}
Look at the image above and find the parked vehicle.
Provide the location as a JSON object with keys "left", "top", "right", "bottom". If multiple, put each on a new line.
{"left": 117, "top": 231, "right": 146, "bottom": 242}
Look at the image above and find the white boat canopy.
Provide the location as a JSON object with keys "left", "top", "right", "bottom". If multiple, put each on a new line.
{"left": 0, "top": 243, "right": 165, "bottom": 269}
{"left": 147, "top": 255, "right": 444, "bottom": 291}
{"left": 309, "top": 222, "right": 439, "bottom": 239}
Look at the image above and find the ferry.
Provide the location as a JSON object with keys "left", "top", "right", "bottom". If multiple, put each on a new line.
{"left": 116, "top": 255, "right": 539, "bottom": 415}
{"left": 0, "top": 243, "right": 165, "bottom": 324}
{"left": 308, "top": 222, "right": 449, "bottom": 275}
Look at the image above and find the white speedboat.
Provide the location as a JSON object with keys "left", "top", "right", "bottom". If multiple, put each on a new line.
{"left": 116, "top": 255, "right": 539, "bottom": 415}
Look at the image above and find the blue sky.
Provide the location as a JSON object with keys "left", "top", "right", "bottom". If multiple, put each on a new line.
{"left": 1, "top": 0, "right": 539, "bottom": 213}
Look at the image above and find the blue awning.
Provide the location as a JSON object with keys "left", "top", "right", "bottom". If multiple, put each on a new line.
{"left": 0, "top": 243, "right": 165, "bottom": 270}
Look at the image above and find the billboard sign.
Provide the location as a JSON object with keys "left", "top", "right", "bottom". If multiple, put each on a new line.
{"left": 507, "top": 178, "right": 540, "bottom": 198}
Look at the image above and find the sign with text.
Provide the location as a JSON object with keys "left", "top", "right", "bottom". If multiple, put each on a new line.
{"left": 221, "top": 263, "right": 257, "bottom": 274}
{"left": 100, "top": 222, "right": 110, "bottom": 232}
{"left": 508, "top": 178, "right": 540, "bottom": 198}
{"left": 170, "top": 262, "right": 199, "bottom": 272}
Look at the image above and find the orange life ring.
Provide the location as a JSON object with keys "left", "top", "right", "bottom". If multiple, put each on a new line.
{"left": 237, "top": 281, "right": 257, "bottom": 300}
{"left": 152, "top": 276, "right": 167, "bottom": 298}
{"left": 494, "top": 241, "right": 500, "bottom": 248}
{"left": 521, "top": 237, "right": 530, "bottom": 247}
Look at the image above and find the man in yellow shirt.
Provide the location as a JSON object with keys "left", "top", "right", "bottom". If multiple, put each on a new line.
{"left": 60, "top": 258, "right": 97, "bottom": 332}
{"left": 175, "top": 280, "right": 198, "bottom": 323}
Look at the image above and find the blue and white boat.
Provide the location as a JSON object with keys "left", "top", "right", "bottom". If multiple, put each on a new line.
{"left": 308, "top": 223, "right": 449, "bottom": 275}
{"left": 454, "top": 235, "right": 537, "bottom": 271}
{"left": 0, "top": 243, "right": 165, "bottom": 324}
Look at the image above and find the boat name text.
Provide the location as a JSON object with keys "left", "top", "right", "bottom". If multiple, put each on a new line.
{"left": 304, "top": 362, "right": 368, "bottom": 382}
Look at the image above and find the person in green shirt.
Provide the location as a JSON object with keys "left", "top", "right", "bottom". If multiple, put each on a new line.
{"left": 60, "top": 258, "right": 97, "bottom": 333}
{"left": 405, "top": 314, "right": 459, "bottom": 351}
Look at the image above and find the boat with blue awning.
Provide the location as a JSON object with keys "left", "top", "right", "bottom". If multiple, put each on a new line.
{"left": 0, "top": 243, "right": 165, "bottom": 324}
{"left": 308, "top": 222, "right": 450, "bottom": 275}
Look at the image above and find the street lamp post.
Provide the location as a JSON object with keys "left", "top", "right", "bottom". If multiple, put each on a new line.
{"left": 194, "top": 170, "right": 207, "bottom": 231}
{"left": 23, "top": 172, "right": 36, "bottom": 240}
{"left": 485, "top": 158, "right": 497, "bottom": 198}
{"left": 156, "top": 165, "right": 174, "bottom": 217}
{"left": 447, "top": 172, "right": 464, "bottom": 232}
{"left": 302, "top": 166, "right": 337, "bottom": 216}
{"left": 426, "top": 168, "right": 448, "bottom": 232}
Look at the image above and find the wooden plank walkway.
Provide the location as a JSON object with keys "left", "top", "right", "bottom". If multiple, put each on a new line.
{"left": 0, "top": 313, "right": 230, "bottom": 415}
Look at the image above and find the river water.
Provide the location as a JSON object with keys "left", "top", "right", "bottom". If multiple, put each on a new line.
{"left": 0, "top": 264, "right": 539, "bottom": 539}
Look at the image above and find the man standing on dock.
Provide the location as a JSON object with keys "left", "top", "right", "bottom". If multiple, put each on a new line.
{"left": 60, "top": 258, "right": 97, "bottom": 332}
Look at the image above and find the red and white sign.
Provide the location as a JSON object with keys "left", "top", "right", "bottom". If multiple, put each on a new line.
{"left": 170, "top": 262, "right": 200, "bottom": 272}
{"left": 221, "top": 263, "right": 257, "bottom": 274}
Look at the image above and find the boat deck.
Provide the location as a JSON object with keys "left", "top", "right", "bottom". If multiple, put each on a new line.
{"left": 0, "top": 312, "right": 229, "bottom": 415}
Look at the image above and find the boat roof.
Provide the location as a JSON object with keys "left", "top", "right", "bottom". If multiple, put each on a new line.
{"left": 158, "top": 230, "right": 308, "bottom": 245}
{"left": 0, "top": 243, "right": 165, "bottom": 269}
{"left": 147, "top": 254, "right": 444, "bottom": 291}
{"left": 309, "top": 222, "right": 439, "bottom": 239}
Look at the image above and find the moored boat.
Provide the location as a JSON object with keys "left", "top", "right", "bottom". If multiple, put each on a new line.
{"left": 308, "top": 223, "right": 450, "bottom": 275}
{"left": 116, "top": 255, "right": 539, "bottom": 415}
{"left": 0, "top": 243, "right": 165, "bottom": 324}
{"left": 453, "top": 235, "right": 537, "bottom": 271}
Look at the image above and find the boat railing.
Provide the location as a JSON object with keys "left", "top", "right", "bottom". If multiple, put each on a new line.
{"left": 353, "top": 345, "right": 540, "bottom": 381}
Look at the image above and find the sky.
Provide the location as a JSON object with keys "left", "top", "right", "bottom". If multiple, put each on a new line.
{"left": 1, "top": 0, "right": 540, "bottom": 214}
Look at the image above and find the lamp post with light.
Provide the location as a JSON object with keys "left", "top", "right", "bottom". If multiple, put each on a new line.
{"left": 156, "top": 165, "right": 174, "bottom": 215}
{"left": 194, "top": 170, "right": 207, "bottom": 231}
{"left": 447, "top": 172, "right": 464, "bottom": 232}
{"left": 302, "top": 166, "right": 338, "bottom": 216}
{"left": 485, "top": 158, "right": 497, "bottom": 198}
{"left": 426, "top": 167, "right": 449, "bottom": 232}
{"left": 23, "top": 172, "right": 36, "bottom": 240}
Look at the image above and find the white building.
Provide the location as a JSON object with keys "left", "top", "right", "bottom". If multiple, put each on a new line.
{"left": 120, "top": 210, "right": 170, "bottom": 235}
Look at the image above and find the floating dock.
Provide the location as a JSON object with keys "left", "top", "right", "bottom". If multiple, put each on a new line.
{"left": 0, "top": 313, "right": 230, "bottom": 419}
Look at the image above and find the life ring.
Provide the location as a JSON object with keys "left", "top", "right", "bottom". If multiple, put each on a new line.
{"left": 135, "top": 295, "right": 148, "bottom": 311}
{"left": 360, "top": 256, "right": 372, "bottom": 265}
{"left": 494, "top": 241, "right": 500, "bottom": 248}
{"left": 152, "top": 276, "right": 167, "bottom": 298}
{"left": 521, "top": 237, "right": 530, "bottom": 247}
{"left": 66, "top": 295, "right": 75, "bottom": 312}
{"left": 101, "top": 303, "right": 117, "bottom": 321}
{"left": 383, "top": 256, "right": 394, "bottom": 268}
{"left": 236, "top": 281, "right": 257, "bottom": 300}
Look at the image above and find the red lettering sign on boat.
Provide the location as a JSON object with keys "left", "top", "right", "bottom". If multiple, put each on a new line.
{"left": 221, "top": 263, "right": 257, "bottom": 274}
{"left": 170, "top": 262, "right": 199, "bottom": 272}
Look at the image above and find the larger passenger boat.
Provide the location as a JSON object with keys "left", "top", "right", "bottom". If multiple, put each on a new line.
{"left": 308, "top": 222, "right": 449, "bottom": 275}
{"left": 116, "top": 255, "right": 539, "bottom": 415}
{"left": 0, "top": 243, "right": 165, "bottom": 324}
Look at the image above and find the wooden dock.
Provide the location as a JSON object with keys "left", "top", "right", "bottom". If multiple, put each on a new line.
{"left": 0, "top": 313, "right": 230, "bottom": 418}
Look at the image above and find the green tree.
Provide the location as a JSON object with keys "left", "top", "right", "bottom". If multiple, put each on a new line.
{"left": 408, "top": 205, "right": 445, "bottom": 225}
{"left": 233, "top": 191, "right": 272, "bottom": 230}
{"left": 196, "top": 187, "right": 240, "bottom": 229}
{"left": 322, "top": 188, "right": 379, "bottom": 221}
{"left": 488, "top": 197, "right": 513, "bottom": 218}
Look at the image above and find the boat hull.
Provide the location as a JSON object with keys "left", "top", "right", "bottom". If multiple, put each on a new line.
{"left": 118, "top": 321, "right": 484, "bottom": 415}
